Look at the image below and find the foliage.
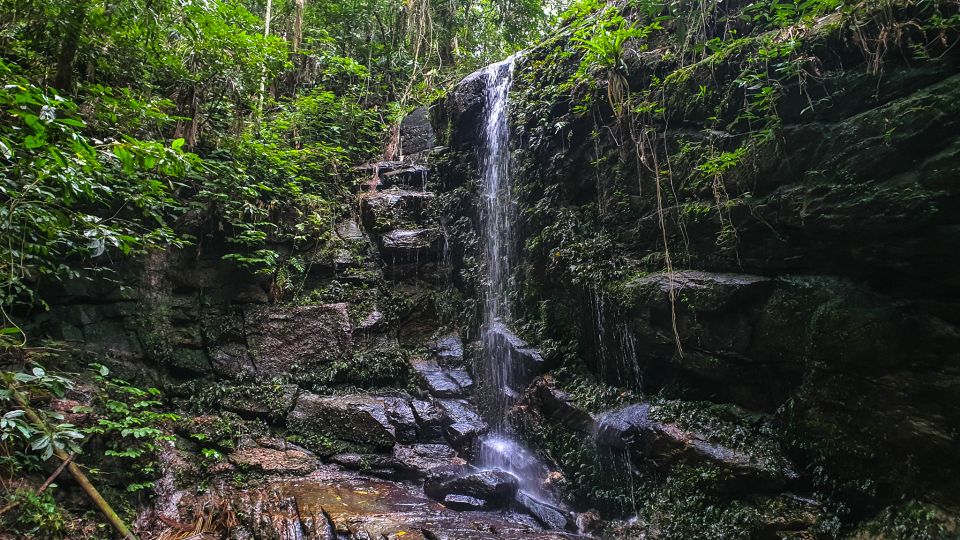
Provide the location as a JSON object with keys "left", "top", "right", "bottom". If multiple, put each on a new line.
{"left": 571, "top": 5, "right": 663, "bottom": 113}
{"left": 0, "top": 60, "right": 190, "bottom": 319}
{"left": 82, "top": 364, "right": 178, "bottom": 492}
{"left": 0, "top": 366, "right": 84, "bottom": 462}
{"left": 4, "top": 488, "right": 67, "bottom": 538}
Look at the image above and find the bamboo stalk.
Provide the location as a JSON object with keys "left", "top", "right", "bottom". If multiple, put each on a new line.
{"left": 9, "top": 387, "right": 139, "bottom": 539}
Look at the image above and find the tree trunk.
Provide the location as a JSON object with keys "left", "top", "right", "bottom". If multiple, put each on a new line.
{"left": 293, "top": 0, "right": 304, "bottom": 53}
{"left": 256, "top": 0, "right": 273, "bottom": 128}
{"left": 54, "top": 0, "right": 87, "bottom": 91}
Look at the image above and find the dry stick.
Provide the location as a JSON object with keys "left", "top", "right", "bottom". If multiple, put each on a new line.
{"left": 0, "top": 453, "right": 74, "bottom": 516}
{"left": 9, "top": 388, "right": 139, "bottom": 540}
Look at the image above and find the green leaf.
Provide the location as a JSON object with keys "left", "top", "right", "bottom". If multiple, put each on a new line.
{"left": 24, "top": 134, "right": 45, "bottom": 149}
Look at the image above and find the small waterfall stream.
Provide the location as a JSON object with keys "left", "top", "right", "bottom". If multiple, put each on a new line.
{"left": 477, "top": 57, "right": 517, "bottom": 421}
{"left": 473, "top": 56, "right": 553, "bottom": 501}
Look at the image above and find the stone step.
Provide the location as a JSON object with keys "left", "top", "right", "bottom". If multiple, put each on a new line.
{"left": 353, "top": 161, "right": 430, "bottom": 191}
{"left": 410, "top": 356, "right": 474, "bottom": 398}
{"left": 377, "top": 228, "right": 441, "bottom": 261}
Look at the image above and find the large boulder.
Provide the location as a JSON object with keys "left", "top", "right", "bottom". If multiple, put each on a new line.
{"left": 287, "top": 393, "right": 396, "bottom": 451}
{"left": 432, "top": 68, "right": 488, "bottom": 149}
{"left": 411, "top": 399, "right": 446, "bottom": 443}
{"left": 438, "top": 399, "right": 489, "bottom": 453}
{"left": 595, "top": 403, "right": 797, "bottom": 493}
{"left": 360, "top": 188, "right": 435, "bottom": 233}
{"left": 424, "top": 468, "right": 520, "bottom": 509}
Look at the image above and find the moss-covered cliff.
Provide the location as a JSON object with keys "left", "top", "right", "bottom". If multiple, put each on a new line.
{"left": 433, "top": 0, "right": 960, "bottom": 537}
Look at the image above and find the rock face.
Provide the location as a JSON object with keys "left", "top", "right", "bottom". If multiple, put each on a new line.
{"left": 595, "top": 403, "right": 796, "bottom": 493}
{"left": 400, "top": 106, "right": 436, "bottom": 156}
{"left": 230, "top": 303, "right": 353, "bottom": 379}
{"left": 432, "top": 1, "right": 960, "bottom": 527}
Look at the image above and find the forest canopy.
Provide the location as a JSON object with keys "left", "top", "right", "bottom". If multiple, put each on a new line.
{"left": 0, "top": 0, "right": 564, "bottom": 335}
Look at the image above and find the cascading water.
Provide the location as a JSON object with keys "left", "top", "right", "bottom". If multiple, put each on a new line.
{"left": 477, "top": 57, "right": 517, "bottom": 421}
{"left": 473, "top": 56, "right": 554, "bottom": 502}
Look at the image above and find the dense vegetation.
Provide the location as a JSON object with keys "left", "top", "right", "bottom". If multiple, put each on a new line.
{"left": 0, "top": 0, "right": 562, "bottom": 331}
{"left": 0, "top": 0, "right": 559, "bottom": 535}
{"left": 2, "top": 0, "right": 959, "bottom": 537}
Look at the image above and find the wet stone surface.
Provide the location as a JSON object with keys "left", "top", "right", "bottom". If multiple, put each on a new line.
{"left": 260, "top": 466, "right": 587, "bottom": 540}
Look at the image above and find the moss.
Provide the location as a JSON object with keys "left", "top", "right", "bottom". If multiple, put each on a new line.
{"left": 175, "top": 412, "right": 266, "bottom": 452}
{"left": 852, "top": 501, "right": 958, "bottom": 540}
{"left": 648, "top": 399, "right": 789, "bottom": 475}
{"left": 310, "top": 345, "right": 413, "bottom": 391}
{"left": 284, "top": 430, "right": 379, "bottom": 459}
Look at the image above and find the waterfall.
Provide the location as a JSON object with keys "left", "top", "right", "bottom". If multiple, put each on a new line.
{"left": 472, "top": 56, "right": 552, "bottom": 500}
{"left": 478, "top": 57, "right": 517, "bottom": 420}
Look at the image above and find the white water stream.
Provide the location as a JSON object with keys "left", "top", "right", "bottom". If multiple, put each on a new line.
{"left": 473, "top": 56, "right": 554, "bottom": 501}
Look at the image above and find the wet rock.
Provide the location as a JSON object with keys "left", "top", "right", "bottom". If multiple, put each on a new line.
{"left": 400, "top": 107, "right": 436, "bottom": 156}
{"left": 287, "top": 393, "right": 395, "bottom": 450}
{"left": 483, "top": 323, "right": 546, "bottom": 392}
{"left": 382, "top": 396, "right": 418, "bottom": 444}
{"left": 432, "top": 333, "right": 464, "bottom": 363}
{"left": 411, "top": 399, "right": 446, "bottom": 443}
{"left": 260, "top": 468, "right": 584, "bottom": 539}
{"left": 446, "top": 369, "right": 474, "bottom": 392}
{"left": 438, "top": 399, "right": 488, "bottom": 451}
{"left": 477, "top": 436, "right": 551, "bottom": 491}
{"left": 425, "top": 468, "right": 519, "bottom": 508}
{"left": 515, "top": 491, "right": 573, "bottom": 531}
{"left": 434, "top": 67, "right": 488, "bottom": 149}
{"left": 443, "top": 494, "right": 488, "bottom": 510}
{"left": 361, "top": 188, "right": 435, "bottom": 233}
{"left": 228, "top": 447, "right": 318, "bottom": 476}
{"left": 596, "top": 403, "right": 796, "bottom": 492}
{"left": 625, "top": 271, "right": 772, "bottom": 312}
{"left": 379, "top": 229, "right": 440, "bottom": 258}
{"left": 232, "top": 491, "right": 335, "bottom": 540}
{"left": 380, "top": 164, "right": 430, "bottom": 189}
{"left": 328, "top": 452, "right": 398, "bottom": 478}
{"left": 393, "top": 444, "right": 467, "bottom": 478}
{"left": 410, "top": 357, "right": 467, "bottom": 398}
{"left": 244, "top": 303, "right": 352, "bottom": 379}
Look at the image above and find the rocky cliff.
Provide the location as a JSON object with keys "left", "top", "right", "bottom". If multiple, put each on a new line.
{"left": 11, "top": 1, "right": 960, "bottom": 538}
{"left": 432, "top": 0, "right": 960, "bottom": 536}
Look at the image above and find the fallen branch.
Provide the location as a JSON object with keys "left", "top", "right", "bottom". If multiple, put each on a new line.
{"left": 9, "top": 387, "right": 139, "bottom": 539}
